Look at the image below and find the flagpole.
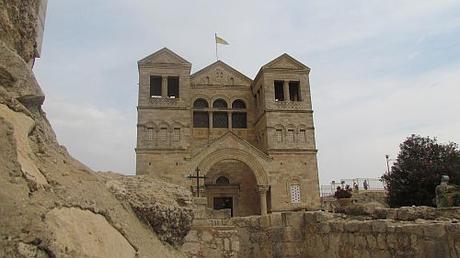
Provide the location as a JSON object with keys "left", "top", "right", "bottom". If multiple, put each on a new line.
{"left": 215, "top": 33, "right": 218, "bottom": 61}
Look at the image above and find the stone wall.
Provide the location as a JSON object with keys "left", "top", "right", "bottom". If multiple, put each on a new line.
{"left": 183, "top": 207, "right": 460, "bottom": 258}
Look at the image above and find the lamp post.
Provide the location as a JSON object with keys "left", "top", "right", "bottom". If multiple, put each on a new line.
{"left": 385, "top": 155, "right": 396, "bottom": 174}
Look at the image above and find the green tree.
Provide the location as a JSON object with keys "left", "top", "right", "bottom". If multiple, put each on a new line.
{"left": 382, "top": 135, "right": 460, "bottom": 207}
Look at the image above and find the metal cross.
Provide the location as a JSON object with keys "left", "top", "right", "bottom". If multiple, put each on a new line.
{"left": 187, "top": 167, "right": 206, "bottom": 197}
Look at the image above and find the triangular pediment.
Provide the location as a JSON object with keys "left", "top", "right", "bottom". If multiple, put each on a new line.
{"left": 191, "top": 61, "right": 252, "bottom": 86}
{"left": 190, "top": 131, "right": 271, "bottom": 161}
{"left": 138, "top": 47, "right": 191, "bottom": 67}
{"left": 262, "top": 53, "right": 310, "bottom": 71}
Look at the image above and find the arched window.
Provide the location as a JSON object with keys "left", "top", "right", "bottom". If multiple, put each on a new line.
{"left": 232, "top": 99, "right": 246, "bottom": 109}
{"left": 193, "top": 98, "right": 209, "bottom": 128}
{"left": 216, "top": 176, "right": 230, "bottom": 185}
{"left": 213, "top": 99, "right": 228, "bottom": 109}
{"left": 193, "top": 98, "right": 209, "bottom": 109}
{"left": 232, "top": 99, "right": 247, "bottom": 128}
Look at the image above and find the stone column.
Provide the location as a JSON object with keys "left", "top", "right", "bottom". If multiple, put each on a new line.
{"left": 283, "top": 80, "right": 290, "bottom": 101}
{"left": 209, "top": 112, "right": 213, "bottom": 129}
{"left": 228, "top": 112, "right": 232, "bottom": 130}
{"left": 257, "top": 185, "right": 269, "bottom": 215}
{"left": 162, "top": 76, "right": 168, "bottom": 97}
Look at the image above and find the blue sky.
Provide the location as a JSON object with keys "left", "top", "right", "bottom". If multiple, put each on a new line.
{"left": 35, "top": 0, "right": 460, "bottom": 184}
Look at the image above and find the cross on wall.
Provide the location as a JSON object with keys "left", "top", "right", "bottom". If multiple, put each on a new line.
{"left": 187, "top": 167, "right": 206, "bottom": 197}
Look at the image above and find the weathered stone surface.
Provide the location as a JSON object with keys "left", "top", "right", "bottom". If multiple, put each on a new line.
{"left": 0, "top": 41, "right": 44, "bottom": 106}
{"left": 0, "top": 2, "right": 189, "bottom": 257}
{"left": 100, "top": 172, "right": 194, "bottom": 246}
{"left": 45, "top": 207, "right": 136, "bottom": 258}
{"left": 0, "top": 104, "right": 48, "bottom": 189}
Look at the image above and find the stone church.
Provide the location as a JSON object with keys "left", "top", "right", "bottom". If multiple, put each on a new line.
{"left": 135, "top": 48, "right": 320, "bottom": 216}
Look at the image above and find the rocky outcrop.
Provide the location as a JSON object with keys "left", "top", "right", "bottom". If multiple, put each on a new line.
{"left": 0, "top": 1, "right": 191, "bottom": 257}
{"left": 45, "top": 207, "right": 136, "bottom": 258}
{"left": 0, "top": 0, "right": 42, "bottom": 62}
{"left": 101, "top": 172, "right": 194, "bottom": 246}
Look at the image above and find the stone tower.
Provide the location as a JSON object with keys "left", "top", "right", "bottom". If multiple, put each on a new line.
{"left": 136, "top": 48, "right": 320, "bottom": 216}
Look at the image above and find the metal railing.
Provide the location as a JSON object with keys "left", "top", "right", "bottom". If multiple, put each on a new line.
{"left": 320, "top": 178, "right": 385, "bottom": 197}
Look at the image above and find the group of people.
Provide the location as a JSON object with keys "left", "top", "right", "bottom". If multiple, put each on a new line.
{"left": 352, "top": 179, "right": 369, "bottom": 191}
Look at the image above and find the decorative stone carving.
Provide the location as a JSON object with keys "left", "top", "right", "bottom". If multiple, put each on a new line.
{"left": 267, "top": 101, "right": 309, "bottom": 110}
{"left": 191, "top": 61, "right": 252, "bottom": 87}
{"left": 149, "top": 97, "right": 181, "bottom": 107}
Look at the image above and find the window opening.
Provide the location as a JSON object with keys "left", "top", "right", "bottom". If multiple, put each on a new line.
{"left": 299, "top": 129, "right": 306, "bottom": 143}
{"left": 289, "top": 81, "right": 301, "bottom": 101}
{"left": 232, "top": 99, "right": 246, "bottom": 109}
{"left": 232, "top": 113, "right": 247, "bottom": 128}
{"left": 213, "top": 99, "right": 228, "bottom": 109}
{"left": 276, "top": 129, "right": 283, "bottom": 142}
{"left": 150, "top": 76, "right": 162, "bottom": 97}
{"left": 160, "top": 128, "right": 168, "bottom": 142}
{"left": 147, "top": 128, "right": 154, "bottom": 141}
{"left": 213, "top": 112, "right": 228, "bottom": 128}
{"left": 193, "top": 112, "right": 209, "bottom": 128}
{"left": 274, "top": 80, "right": 284, "bottom": 101}
{"left": 167, "top": 76, "right": 179, "bottom": 98}
{"left": 193, "top": 99, "right": 209, "bottom": 109}
{"left": 172, "top": 128, "right": 180, "bottom": 142}
{"left": 290, "top": 185, "right": 301, "bottom": 203}
{"left": 216, "top": 176, "right": 230, "bottom": 185}
{"left": 287, "top": 129, "right": 295, "bottom": 143}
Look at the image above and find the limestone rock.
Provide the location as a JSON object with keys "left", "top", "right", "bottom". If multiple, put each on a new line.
{"left": 0, "top": 41, "right": 45, "bottom": 107}
{"left": 45, "top": 207, "right": 136, "bottom": 258}
{"left": 100, "top": 172, "right": 194, "bottom": 246}
{"left": 0, "top": 104, "right": 48, "bottom": 189}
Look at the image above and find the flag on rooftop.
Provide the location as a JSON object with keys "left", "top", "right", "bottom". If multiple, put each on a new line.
{"left": 215, "top": 34, "right": 229, "bottom": 45}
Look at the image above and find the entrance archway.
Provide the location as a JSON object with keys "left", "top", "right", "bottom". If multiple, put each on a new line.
{"left": 198, "top": 149, "right": 271, "bottom": 216}
{"left": 205, "top": 159, "right": 259, "bottom": 217}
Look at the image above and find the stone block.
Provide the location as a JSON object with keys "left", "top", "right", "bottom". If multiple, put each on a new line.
{"left": 344, "top": 221, "right": 361, "bottom": 233}
{"left": 372, "top": 221, "right": 387, "bottom": 233}
{"left": 423, "top": 223, "right": 446, "bottom": 238}
{"left": 201, "top": 230, "right": 214, "bottom": 242}
{"left": 366, "top": 235, "right": 377, "bottom": 249}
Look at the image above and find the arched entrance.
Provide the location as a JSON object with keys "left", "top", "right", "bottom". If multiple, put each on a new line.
{"left": 205, "top": 160, "right": 259, "bottom": 217}
{"left": 198, "top": 149, "right": 270, "bottom": 216}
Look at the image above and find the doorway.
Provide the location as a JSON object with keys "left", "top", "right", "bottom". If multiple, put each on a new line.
{"left": 213, "top": 197, "right": 233, "bottom": 216}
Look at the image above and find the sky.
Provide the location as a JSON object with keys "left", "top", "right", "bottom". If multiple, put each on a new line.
{"left": 34, "top": 0, "right": 460, "bottom": 184}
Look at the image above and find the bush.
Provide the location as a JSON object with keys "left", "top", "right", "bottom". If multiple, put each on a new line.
{"left": 334, "top": 185, "right": 352, "bottom": 199}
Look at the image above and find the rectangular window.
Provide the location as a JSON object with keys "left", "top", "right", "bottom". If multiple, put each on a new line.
{"left": 150, "top": 76, "right": 162, "bottom": 97}
{"left": 276, "top": 129, "right": 282, "bottom": 142}
{"left": 160, "top": 128, "right": 168, "bottom": 142}
{"left": 213, "top": 112, "right": 228, "bottom": 128}
{"left": 172, "top": 128, "right": 180, "bottom": 142}
{"left": 287, "top": 129, "right": 295, "bottom": 143}
{"left": 167, "top": 76, "right": 179, "bottom": 98}
{"left": 299, "top": 129, "right": 306, "bottom": 143}
{"left": 232, "top": 113, "right": 247, "bottom": 128}
{"left": 290, "top": 185, "right": 301, "bottom": 203}
{"left": 193, "top": 112, "right": 209, "bottom": 128}
{"left": 274, "top": 81, "right": 284, "bottom": 101}
{"left": 147, "top": 128, "right": 154, "bottom": 141}
{"left": 289, "top": 81, "right": 301, "bottom": 101}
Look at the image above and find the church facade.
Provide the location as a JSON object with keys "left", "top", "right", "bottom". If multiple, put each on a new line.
{"left": 135, "top": 48, "right": 320, "bottom": 216}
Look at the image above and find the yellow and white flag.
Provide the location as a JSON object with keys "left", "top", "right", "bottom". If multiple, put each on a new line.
{"left": 215, "top": 34, "right": 229, "bottom": 45}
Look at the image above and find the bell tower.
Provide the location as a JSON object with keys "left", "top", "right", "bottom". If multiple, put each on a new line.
{"left": 251, "top": 53, "right": 320, "bottom": 211}
{"left": 135, "top": 48, "right": 192, "bottom": 183}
